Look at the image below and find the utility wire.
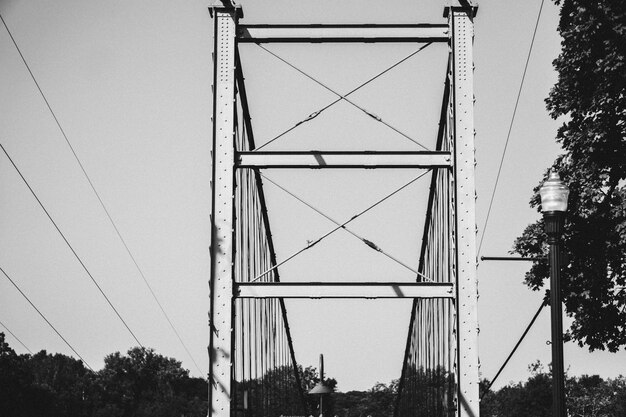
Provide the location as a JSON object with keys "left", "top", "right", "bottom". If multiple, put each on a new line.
{"left": 260, "top": 173, "right": 432, "bottom": 282}
{"left": 1, "top": 12, "right": 204, "bottom": 375}
{"left": 0, "top": 143, "right": 144, "bottom": 349}
{"left": 0, "top": 265, "right": 94, "bottom": 370}
{"left": 480, "top": 300, "right": 547, "bottom": 398}
{"left": 256, "top": 43, "right": 433, "bottom": 151}
{"left": 477, "top": 0, "right": 545, "bottom": 257}
{"left": 0, "top": 317, "right": 33, "bottom": 354}
{"left": 252, "top": 170, "right": 431, "bottom": 282}
{"left": 255, "top": 43, "right": 431, "bottom": 151}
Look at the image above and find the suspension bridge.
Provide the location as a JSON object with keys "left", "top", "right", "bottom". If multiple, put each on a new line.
{"left": 209, "top": 2, "right": 479, "bottom": 416}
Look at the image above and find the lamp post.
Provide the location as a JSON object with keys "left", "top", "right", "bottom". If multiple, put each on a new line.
{"left": 309, "top": 354, "right": 332, "bottom": 417}
{"left": 539, "top": 171, "right": 570, "bottom": 417}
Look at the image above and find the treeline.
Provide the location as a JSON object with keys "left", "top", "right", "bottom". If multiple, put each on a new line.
{"left": 0, "top": 333, "right": 207, "bottom": 417}
{"left": 332, "top": 381, "right": 397, "bottom": 417}
{"left": 3, "top": 332, "right": 626, "bottom": 417}
{"left": 480, "top": 362, "right": 626, "bottom": 417}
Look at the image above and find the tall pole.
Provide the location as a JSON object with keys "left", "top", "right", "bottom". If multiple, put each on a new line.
{"left": 208, "top": 2, "right": 242, "bottom": 416}
{"left": 448, "top": 5, "right": 480, "bottom": 416}
{"left": 545, "top": 211, "right": 566, "bottom": 417}
{"left": 319, "top": 354, "right": 324, "bottom": 417}
{"left": 540, "top": 171, "right": 570, "bottom": 417}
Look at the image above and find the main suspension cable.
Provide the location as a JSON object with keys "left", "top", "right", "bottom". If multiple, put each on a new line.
{"left": 255, "top": 43, "right": 431, "bottom": 151}
{"left": 477, "top": 0, "right": 545, "bottom": 257}
{"left": 481, "top": 299, "right": 547, "bottom": 398}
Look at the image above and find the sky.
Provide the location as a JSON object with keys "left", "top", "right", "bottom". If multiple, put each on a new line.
{"left": 1, "top": 0, "right": 625, "bottom": 393}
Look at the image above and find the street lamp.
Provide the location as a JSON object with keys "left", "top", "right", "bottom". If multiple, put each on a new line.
{"left": 309, "top": 354, "right": 332, "bottom": 417}
{"left": 539, "top": 171, "right": 570, "bottom": 417}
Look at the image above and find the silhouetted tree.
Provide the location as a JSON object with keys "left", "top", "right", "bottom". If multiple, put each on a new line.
{"left": 91, "top": 347, "right": 207, "bottom": 417}
{"left": 513, "top": 0, "right": 626, "bottom": 351}
{"left": 0, "top": 335, "right": 207, "bottom": 417}
{"left": 480, "top": 361, "right": 626, "bottom": 417}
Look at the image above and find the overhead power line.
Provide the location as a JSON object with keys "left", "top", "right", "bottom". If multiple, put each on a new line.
{"left": 0, "top": 265, "right": 93, "bottom": 370}
{"left": 0, "top": 143, "right": 144, "bottom": 349}
{"left": 0, "top": 317, "right": 33, "bottom": 354}
{"left": 1, "top": 11, "right": 204, "bottom": 375}
{"left": 477, "top": 0, "right": 546, "bottom": 257}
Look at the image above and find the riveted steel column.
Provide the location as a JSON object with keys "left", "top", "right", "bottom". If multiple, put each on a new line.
{"left": 449, "top": 6, "right": 480, "bottom": 417}
{"left": 209, "top": 4, "right": 240, "bottom": 417}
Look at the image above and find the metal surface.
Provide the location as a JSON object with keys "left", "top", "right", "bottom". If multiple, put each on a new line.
{"left": 480, "top": 256, "right": 546, "bottom": 262}
{"left": 209, "top": 6, "right": 237, "bottom": 417}
{"left": 394, "top": 72, "right": 452, "bottom": 417}
{"left": 450, "top": 7, "right": 480, "bottom": 417}
{"left": 234, "top": 49, "right": 309, "bottom": 411}
{"left": 545, "top": 211, "right": 567, "bottom": 417}
{"left": 209, "top": 5, "right": 482, "bottom": 416}
{"left": 237, "top": 151, "right": 451, "bottom": 169}
{"left": 238, "top": 24, "right": 448, "bottom": 43}
{"left": 235, "top": 282, "right": 454, "bottom": 299}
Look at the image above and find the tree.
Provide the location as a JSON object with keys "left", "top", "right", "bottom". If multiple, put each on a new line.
{"left": 513, "top": 0, "right": 626, "bottom": 351}
{"left": 480, "top": 361, "right": 626, "bottom": 417}
{"left": 235, "top": 364, "right": 337, "bottom": 417}
{"left": 333, "top": 380, "right": 398, "bottom": 417}
{"left": 0, "top": 333, "right": 94, "bottom": 417}
{"left": 92, "top": 347, "right": 207, "bottom": 417}
{"left": 0, "top": 336, "right": 207, "bottom": 416}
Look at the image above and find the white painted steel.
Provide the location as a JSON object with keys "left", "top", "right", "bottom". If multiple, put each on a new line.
{"left": 235, "top": 282, "right": 455, "bottom": 299}
{"left": 236, "top": 152, "right": 451, "bottom": 168}
{"left": 451, "top": 9, "right": 480, "bottom": 417}
{"left": 238, "top": 25, "right": 448, "bottom": 42}
{"left": 209, "top": 8, "right": 237, "bottom": 417}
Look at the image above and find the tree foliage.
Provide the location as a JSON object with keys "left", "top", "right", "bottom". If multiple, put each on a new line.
{"left": 480, "top": 361, "right": 626, "bottom": 417}
{"left": 513, "top": 0, "right": 626, "bottom": 351}
{"left": 333, "top": 380, "right": 398, "bottom": 417}
{"left": 236, "top": 364, "right": 337, "bottom": 417}
{"left": 0, "top": 334, "right": 207, "bottom": 417}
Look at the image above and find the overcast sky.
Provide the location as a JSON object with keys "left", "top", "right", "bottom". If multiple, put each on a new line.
{"left": 1, "top": 0, "right": 625, "bottom": 392}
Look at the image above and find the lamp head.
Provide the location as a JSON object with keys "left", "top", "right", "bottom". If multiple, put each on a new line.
{"left": 539, "top": 171, "right": 569, "bottom": 213}
{"left": 309, "top": 381, "right": 333, "bottom": 395}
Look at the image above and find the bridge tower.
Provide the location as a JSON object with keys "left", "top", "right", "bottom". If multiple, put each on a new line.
{"left": 209, "top": 2, "right": 479, "bottom": 416}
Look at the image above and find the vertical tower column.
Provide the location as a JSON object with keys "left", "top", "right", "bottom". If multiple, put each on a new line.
{"left": 448, "top": 6, "right": 480, "bottom": 417}
{"left": 209, "top": 3, "right": 241, "bottom": 417}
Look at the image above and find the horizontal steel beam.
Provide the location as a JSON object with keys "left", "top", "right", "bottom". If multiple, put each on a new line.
{"left": 481, "top": 256, "right": 547, "bottom": 262}
{"left": 237, "top": 24, "right": 449, "bottom": 43}
{"left": 236, "top": 151, "right": 451, "bottom": 169}
{"left": 235, "top": 282, "right": 454, "bottom": 299}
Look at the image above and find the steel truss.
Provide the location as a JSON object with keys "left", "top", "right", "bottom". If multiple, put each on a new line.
{"left": 209, "top": 3, "right": 479, "bottom": 416}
